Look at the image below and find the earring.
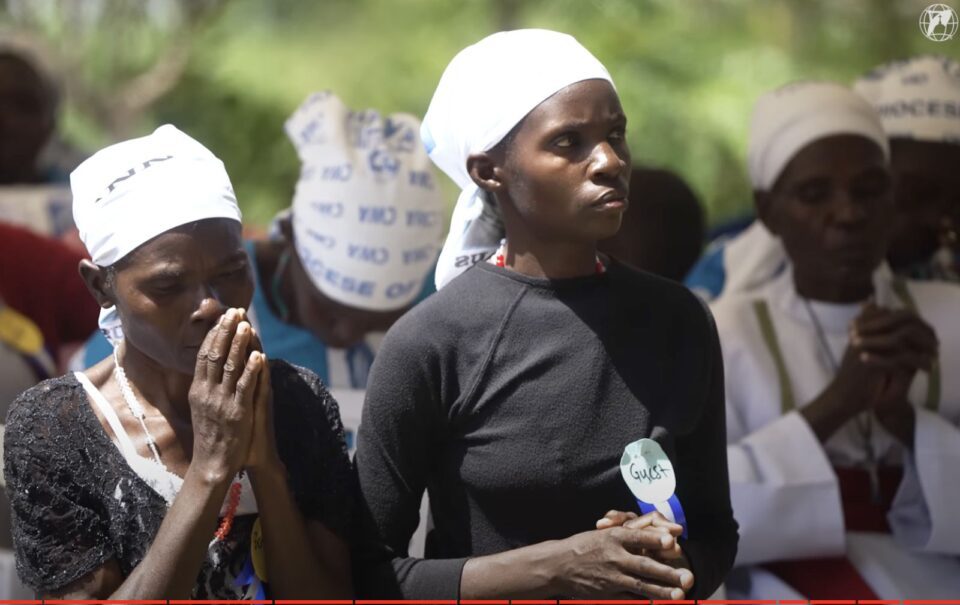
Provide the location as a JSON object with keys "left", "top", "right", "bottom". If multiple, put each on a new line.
{"left": 934, "top": 216, "right": 959, "bottom": 279}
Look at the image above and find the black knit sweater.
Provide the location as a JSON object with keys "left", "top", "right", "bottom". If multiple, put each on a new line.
{"left": 353, "top": 259, "right": 738, "bottom": 598}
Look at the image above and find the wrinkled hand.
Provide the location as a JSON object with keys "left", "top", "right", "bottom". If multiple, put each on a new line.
{"left": 804, "top": 302, "right": 937, "bottom": 442}
{"left": 553, "top": 523, "right": 693, "bottom": 599}
{"left": 850, "top": 304, "right": 935, "bottom": 443}
{"left": 596, "top": 510, "right": 688, "bottom": 566}
{"left": 245, "top": 350, "right": 282, "bottom": 472}
{"left": 188, "top": 308, "right": 262, "bottom": 483}
{"left": 851, "top": 303, "right": 937, "bottom": 411}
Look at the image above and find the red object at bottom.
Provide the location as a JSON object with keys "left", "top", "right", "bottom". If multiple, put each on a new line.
{"left": 763, "top": 556, "right": 878, "bottom": 599}
{"left": 761, "top": 466, "right": 904, "bottom": 599}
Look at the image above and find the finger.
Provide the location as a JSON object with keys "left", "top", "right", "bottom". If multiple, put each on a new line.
{"left": 650, "top": 541, "right": 685, "bottom": 562}
{"left": 248, "top": 325, "right": 264, "bottom": 354}
{"left": 853, "top": 309, "right": 931, "bottom": 337}
{"left": 854, "top": 315, "right": 939, "bottom": 349}
{"left": 608, "top": 573, "right": 683, "bottom": 600}
{"left": 222, "top": 321, "right": 252, "bottom": 388}
{"left": 612, "top": 526, "right": 677, "bottom": 553}
{"left": 623, "top": 514, "right": 684, "bottom": 537}
{"left": 859, "top": 348, "right": 935, "bottom": 372}
{"left": 194, "top": 313, "right": 226, "bottom": 380}
{"left": 205, "top": 308, "right": 241, "bottom": 382}
{"left": 253, "top": 352, "right": 272, "bottom": 410}
{"left": 619, "top": 551, "right": 688, "bottom": 588}
{"left": 854, "top": 329, "right": 938, "bottom": 359}
{"left": 235, "top": 350, "right": 262, "bottom": 409}
{"left": 596, "top": 510, "right": 638, "bottom": 529}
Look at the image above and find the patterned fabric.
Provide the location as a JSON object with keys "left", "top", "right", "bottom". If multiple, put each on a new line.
{"left": 3, "top": 360, "right": 352, "bottom": 596}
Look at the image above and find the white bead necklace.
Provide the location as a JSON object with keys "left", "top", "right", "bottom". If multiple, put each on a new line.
{"left": 112, "top": 346, "right": 244, "bottom": 540}
{"left": 112, "top": 346, "right": 165, "bottom": 467}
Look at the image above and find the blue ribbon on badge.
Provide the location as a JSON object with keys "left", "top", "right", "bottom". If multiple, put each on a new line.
{"left": 636, "top": 494, "right": 688, "bottom": 539}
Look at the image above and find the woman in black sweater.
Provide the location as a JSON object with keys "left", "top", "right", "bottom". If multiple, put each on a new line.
{"left": 353, "top": 29, "right": 738, "bottom": 599}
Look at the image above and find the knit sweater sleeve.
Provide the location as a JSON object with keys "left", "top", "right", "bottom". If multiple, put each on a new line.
{"left": 673, "top": 299, "right": 739, "bottom": 598}
{"left": 351, "top": 310, "right": 468, "bottom": 599}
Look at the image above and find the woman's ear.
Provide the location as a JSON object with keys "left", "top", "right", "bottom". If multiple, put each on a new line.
{"left": 467, "top": 151, "right": 506, "bottom": 195}
{"left": 78, "top": 260, "right": 116, "bottom": 309}
{"left": 754, "top": 189, "right": 779, "bottom": 236}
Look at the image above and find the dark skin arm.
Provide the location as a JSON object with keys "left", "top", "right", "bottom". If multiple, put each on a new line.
{"left": 245, "top": 350, "right": 352, "bottom": 598}
{"left": 459, "top": 521, "right": 693, "bottom": 599}
{"left": 45, "top": 311, "right": 261, "bottom": 598}
{"left": 44, "top": 470, "right": 234, "bottom": 599}
{"left": 851, "top": 305, "right": 937, "bottom": 449}
{"left": 800, "top": 304, "right": 937, "bottom": 447}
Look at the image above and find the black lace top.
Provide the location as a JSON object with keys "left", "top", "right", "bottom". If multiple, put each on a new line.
{"left": 3, "top": 360, "right": 352, "bottom": 597}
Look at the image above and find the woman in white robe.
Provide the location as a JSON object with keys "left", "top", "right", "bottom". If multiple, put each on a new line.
{"left": 712, "top": 81, "right": 960, "bottom": 599}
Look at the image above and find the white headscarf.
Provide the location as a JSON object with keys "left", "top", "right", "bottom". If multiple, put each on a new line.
{"left": 286, "top": 92, "right": 444, "bottom": 311}
{"left": 421, "top": 29, "right": 614, "bottom": 289}
{"left": 722, "top": 81, "right": 889, "bottom": 299}
{"left": 71, "top": 124, "right": 241, "bottom": 342}
{"left": 748, "top": 81, "right": 889, "bottom": 191}
{"left": 854, "top": 55, "right": 960, "bottom": 143}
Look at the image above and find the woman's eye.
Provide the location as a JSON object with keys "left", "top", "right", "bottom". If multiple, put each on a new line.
{"left": 795, "top": 182, "right": 830, "bottom": 204}
{"left": 609, "top": 128, "right": 626, "bottom": 142}
{"left": 219, "top": 264, "right": 249, "bottom": 281}
{"left": 149, "top": 281, "right": 184, "bottom": 296}
{"left": 554, "top": 133, "right": 578, "bottom": 148}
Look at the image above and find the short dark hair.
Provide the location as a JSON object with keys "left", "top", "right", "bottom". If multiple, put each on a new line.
{"left": 0, "top": 49, "right": 61, "bottom": 115}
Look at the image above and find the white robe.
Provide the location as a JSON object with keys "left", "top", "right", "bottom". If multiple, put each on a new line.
{"left": 711, "top": 265, "right": 960, "bottom": 598}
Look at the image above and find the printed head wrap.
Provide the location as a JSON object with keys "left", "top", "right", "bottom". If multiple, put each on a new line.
{"left": 855, "top": 55, "right": 960, "bottom": 143}
{"left": 286, "top": 92, "right": 444, "bottom": 311}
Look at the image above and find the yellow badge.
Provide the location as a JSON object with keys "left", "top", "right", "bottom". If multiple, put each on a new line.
{"left": 0, "top": 306, "right": 44, "bottom": 356}
{"left": 251, "top": 516, "right": 268, "bottom": 582}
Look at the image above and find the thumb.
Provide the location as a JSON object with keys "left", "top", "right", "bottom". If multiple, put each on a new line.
{"left": 253, "top": 353, "right": 271, "bottom": 414}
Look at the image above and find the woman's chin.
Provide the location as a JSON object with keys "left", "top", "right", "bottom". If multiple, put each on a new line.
{"left": 582, "top": 214, "right": 625, "bottom": 242}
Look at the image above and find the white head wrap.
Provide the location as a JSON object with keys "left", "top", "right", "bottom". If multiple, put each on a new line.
{"left": 286, "top": 92, "right": 444, "bottom": 311}
{"left": 421, "top": 29, "right": 614, "bottom": 289}
{"left": 748, "top": 81, "right": 889, "bottom": 192}
{"left": 854, "top": 55, "right": 960, "bottom": 143}
{"left": 71, "top": 124, "right": 241, "bottom": 342}
{"left": 719, "top": 82, "right": 889, "bottom": 301}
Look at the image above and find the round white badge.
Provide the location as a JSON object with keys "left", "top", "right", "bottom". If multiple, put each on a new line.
{"left": 619, "top": 438, "right": 676, "bottom": 503}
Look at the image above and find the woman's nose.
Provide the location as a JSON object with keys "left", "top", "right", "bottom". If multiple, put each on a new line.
{"left": 192, "top": 288, "right": 229, "bottom": 324}
{"left": 589, "top": 141, "right": 627, "bottom": 180}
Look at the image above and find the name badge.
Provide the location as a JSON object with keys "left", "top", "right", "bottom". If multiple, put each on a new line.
{"left": 620, "top": 438, "right": 676, "bottom": 503}
{"left": 620, "top": 438, "right": 688, "bottom": 538}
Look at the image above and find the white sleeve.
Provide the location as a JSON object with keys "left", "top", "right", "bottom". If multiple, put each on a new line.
{"left": 888, "top": 408, "right": 960, "bottom": 554}
{"left": 727, "top": 411, "right": 846, "bottom": 565}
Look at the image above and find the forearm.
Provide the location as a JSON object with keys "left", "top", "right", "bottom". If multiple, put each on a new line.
{"left": 460, "top": 540, "right": 563, "bottom": 599}
{"left": 876, "top": 405, "right": 915, "bottom": 450}
{"left": 111, "top": 467, "right": 230, "bottom": 599}
{"left": 801, "top": 388, "right": 858, "bottom": 442}
{"left": 249, "top": 460, "right": 351, "bottom": 598}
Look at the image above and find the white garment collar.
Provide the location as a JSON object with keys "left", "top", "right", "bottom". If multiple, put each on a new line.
{"left": 770, "top": 263, "right": 899, "bottom": 333}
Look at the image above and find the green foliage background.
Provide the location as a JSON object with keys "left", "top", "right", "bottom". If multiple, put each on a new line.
{"left": 5, "top": 0, "right": 958, "bottom": 228}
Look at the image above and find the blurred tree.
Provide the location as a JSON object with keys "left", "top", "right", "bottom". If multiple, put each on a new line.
{"left": 2, "top": 0, "right": 953, "bottom": 228}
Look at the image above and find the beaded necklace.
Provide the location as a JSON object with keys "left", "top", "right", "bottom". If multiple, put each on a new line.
{"left": 113, "top": 347, "right": 242, "bottom": 541}
{"left": 493, "top": 242, "right": 606, "bottom": 274}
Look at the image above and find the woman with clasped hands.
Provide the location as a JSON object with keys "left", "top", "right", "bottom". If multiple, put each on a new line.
{"left": 3, "top": 125, "right": 352, "bottom": 599}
